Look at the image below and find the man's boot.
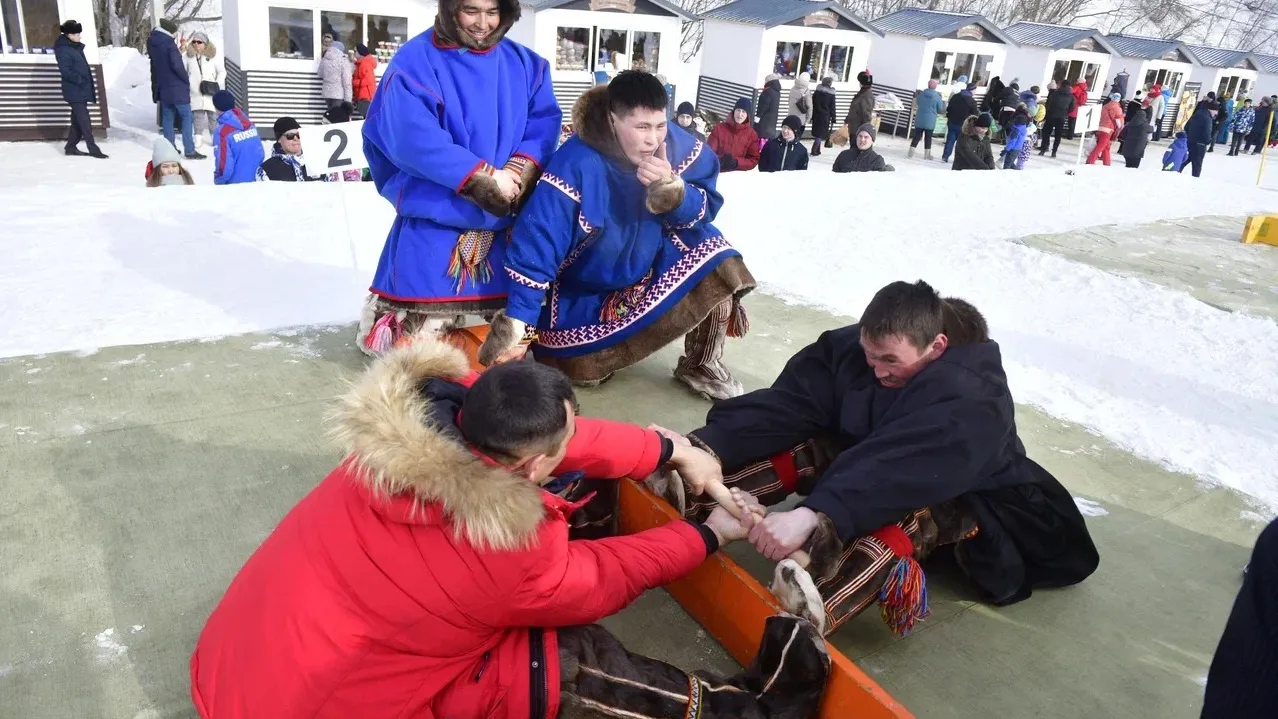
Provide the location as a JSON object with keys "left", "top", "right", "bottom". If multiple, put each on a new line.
{"left": 924, "top": 149, "right": 934, "bottom": 161}
{"left": 907, "top": 146, "right": 916, "bottom": 159}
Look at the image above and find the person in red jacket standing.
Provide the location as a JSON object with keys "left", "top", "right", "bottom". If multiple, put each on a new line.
{"left": 1068, "top": 79, "right": 1089, "bottom": 138}
{"left": 190, "top": 338, "right": 829, "bottom": 718}
{"left": 1086, "top": 93, "right": 1125, "bottom": 166}
{"left": 708, "top": 97, "right": 760, "bottom": 171}
{"left": 351, "top": 43, "right": 377, "bottom": 116}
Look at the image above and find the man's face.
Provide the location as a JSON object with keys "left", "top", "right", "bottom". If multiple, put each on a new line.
{"left": 861, "top": 332, "right": 946, "bottom": 388}
{"left": 322, "top": 34, "right": 333, "bottom": 52}
{"left": 67, "top": 32, "right": 82, "bottom": 43}
{"left": 457, "top": 0, "right": 501, "bottom": 45}
{"left": 733, "top": 108, "right": 749, "bottom": 125}
{"left": 611, "top": 107, "right": 667, "bottom": 165}
{"left": 781, "top": 126, "right": 796, "bottom": 142}
{"left": 519, "top": 401, "right": 576, "bottom": 485}
{"left": 974, "top": 126, "right": 988, "bottom": 137}
{"left": 280, "top": 129, "right": 302, "bottom": 155}
{"left": 677, "top": 113, "right": 693, "bottom": 128}
{"left": 856, "top": 131, "right": 872, "bottom": 150}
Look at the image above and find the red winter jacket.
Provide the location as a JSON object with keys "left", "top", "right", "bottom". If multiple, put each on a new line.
{"left": 1098, "top": 99, "right": 1124, "bottom": 135}
{"left": 190, "top": 340, "right": 710, "bottom": 719}
{"left": 1069, "top": 82, "right": 1088, "bottom": 118}
{"left": 352, "top": 54, "right": 377, "bottom": 103}
{"left": 707, "top": 118, "right": 760, "bottom": 171}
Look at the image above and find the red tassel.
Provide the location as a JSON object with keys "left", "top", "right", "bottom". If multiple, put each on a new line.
{"left": 877, "top": 556, "right": 930, "bottom": 636}
{"left": 726, "top": 300, "right": 749, "bottom": 338}
{"left": 363, "top": 313, "right": 400, "bottom": 353}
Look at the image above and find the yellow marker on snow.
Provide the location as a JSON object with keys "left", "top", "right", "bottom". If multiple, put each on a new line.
{"left": 1242, "top": 214, "right": 1278, "bottom": 246}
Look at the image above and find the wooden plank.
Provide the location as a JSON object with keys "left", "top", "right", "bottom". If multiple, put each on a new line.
{"left": 617, "top": 479, "right": 915, "bottom": 719}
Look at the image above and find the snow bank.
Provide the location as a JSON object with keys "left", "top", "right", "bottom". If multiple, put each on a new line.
{"left": 1, "top": 162, "right": 1277, "bottom": 508}
{"left": 100, "top": 46, "right": 158, "bottom": 133}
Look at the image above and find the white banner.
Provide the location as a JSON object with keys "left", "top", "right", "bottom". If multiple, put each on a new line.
{"left": 299, "top": 120, "right": 368, "bottom": 177}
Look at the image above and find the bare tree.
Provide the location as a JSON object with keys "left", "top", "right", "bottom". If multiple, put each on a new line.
{"left": 95, "top": 0, "right": 221, "bottom": 51}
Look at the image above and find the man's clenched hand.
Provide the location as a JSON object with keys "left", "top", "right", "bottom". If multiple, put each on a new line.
{"left": 704, "top": 488, "right": 767, "bottom": 545}
{"left": 749, "top": 507, "right": 819, "bottom": 561}
{"left": 667, "top": 443, "right": 721, "bottom": 497}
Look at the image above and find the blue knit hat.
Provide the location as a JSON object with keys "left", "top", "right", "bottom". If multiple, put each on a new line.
{"left": 734, "top": 96, "right": 753, "bottom": 114}
{"left": 212, "top": 90, "right": 236, "bottom": 112}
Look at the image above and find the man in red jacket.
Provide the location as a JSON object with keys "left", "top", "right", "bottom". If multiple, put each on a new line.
{"left": 708, "top": 96, "right": 761, "bottom": 171}
{"left": 190, "top": 338, "right": 828, "bottom": 718}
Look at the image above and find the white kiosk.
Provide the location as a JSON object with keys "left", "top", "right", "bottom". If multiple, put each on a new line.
{"left": 1001, "top": 22, "right": 1113, "bottom": 103}
{"left": 1186, "top": 45, "right": 1261, "bottom": 101}
{"left": 1255, "top": 54, "right": 1278, "bottom": 100}
{"left": 696, "top": 0, "right": 880, "bottom": 133}
{"left": 0, "top": 0, "right": 108, "bottom": 141}
{"left": 222, "top": 0, "right": 435, "bottom": 130}
{"left": 507, "top": 0, "right": 692, "bottom": 115}
{"left": 1104, "top": 33, "right": 1196, "bottom": 135}
{"left": 867, "top": 8, "right": 1013, "bottom": 135}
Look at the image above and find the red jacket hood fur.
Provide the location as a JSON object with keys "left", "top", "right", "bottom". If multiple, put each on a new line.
{"left": 190, "top": 338, "right": 704, "bottom": 719}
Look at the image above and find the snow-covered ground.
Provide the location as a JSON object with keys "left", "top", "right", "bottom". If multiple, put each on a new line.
{"left": 4, "top": 96, "right": 1278, "bottom": 509}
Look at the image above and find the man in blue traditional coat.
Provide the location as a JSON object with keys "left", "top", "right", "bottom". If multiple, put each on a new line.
{"left": 356, "top": 0, "right": 562, "bottom": 355}
{"left": 479, "top": 71, "right": 757, "bottom": 400}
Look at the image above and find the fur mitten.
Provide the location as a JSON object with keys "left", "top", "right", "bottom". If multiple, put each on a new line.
{"left": 477, "top": 310, "right": 530, "bottom": 366}
{"left": 645, "top": 174, "right": 685, "bottom": 214}
{"left": 459, "top": 164, "right": 512, "bottom": 217}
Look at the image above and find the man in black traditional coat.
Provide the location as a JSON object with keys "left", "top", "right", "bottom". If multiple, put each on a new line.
{"left": 658, "top": 280, "right": 1100, "bottom": 636}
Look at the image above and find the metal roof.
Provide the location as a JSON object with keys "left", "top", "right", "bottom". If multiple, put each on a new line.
{"left": 872, "top": 7, "right": 1015, "bottom": 44}
{"left": 1103, "top": 33, "right": 1195, "bottom": 62}
{"left": 521, "top": 0, "right": 693, "bottom": 20}
{"left": 1001, "top": 22, "right": 1117, "bottom": 53}
{"left": 700, "top": 0, "right": 882, "bottom": 35}
{"left": 1258, "top": 54, "right": 1278, "bottom": 74}
{"left": 1185, "top": 43, "right": 1260, "bottom": 69}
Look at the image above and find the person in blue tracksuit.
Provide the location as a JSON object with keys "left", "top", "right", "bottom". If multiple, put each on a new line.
{"left": 357, "top": 0, "right": 562, "bottom": 355}
{"left": 482, "top": 71, "right": 757, "bottom": 401}
{"left": 1162, "top": 131, "right": 1189, "bottom": 171}
{"left": 1001, "top": 106, "right": 1030, "bottom": 169}
{"left": 211, "top": 91, "right": 265, "bottom": 185}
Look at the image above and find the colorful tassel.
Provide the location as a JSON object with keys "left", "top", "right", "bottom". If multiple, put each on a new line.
{"left": 447, "top": 230, "right": 495, "bottom": 293}
{"left": 726, "top": 300, "right": 749, "bottom": 338}
{"left": 877, "top": 556, "right": 930, "bottom": 636}
{"left": 363, "top": 312, "right": 400, "bottom": 353}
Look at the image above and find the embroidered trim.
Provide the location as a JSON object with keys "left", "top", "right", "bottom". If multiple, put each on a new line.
{"left": 505, "top": 267, "right": 550, "bottom": 291}
{"left": 675, "top": 140, "right": 704, "bottom": 176}
{"left": 577, "top": 210, "right": 594, "bottom": 234}
{"left": 670, "top": 186, "right": 707, "bottom": 230}
{"left": 684, "top": 674, "right": 703, "bottom": 718}
{"left": 670, "top": 233, "right": 690, "bottom": 252}
{"left": 539, "top": 172, "right": 581, "bottom": 203}
{"left": 536, "top": 236, "right": 733, "bottom": 349}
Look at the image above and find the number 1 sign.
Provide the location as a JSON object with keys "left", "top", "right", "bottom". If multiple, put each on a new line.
{"left": 299, "top": 120, "right": 369, "bottom": 178}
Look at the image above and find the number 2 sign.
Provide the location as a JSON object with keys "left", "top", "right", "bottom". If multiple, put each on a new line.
{"left": 299, "top": 120, "right": 369, "bottom": 177}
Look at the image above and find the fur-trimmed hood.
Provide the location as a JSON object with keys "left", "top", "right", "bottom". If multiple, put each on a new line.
{"left": 433, "top": 0, "right": 521, "bottom": 50}
{"left": 572, "top": 85, "right": 622, "bottom": 159}
{"left": 329, "top": 339, "right": 547, "bottom": 551}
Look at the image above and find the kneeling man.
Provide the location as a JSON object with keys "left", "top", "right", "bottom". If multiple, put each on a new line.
{"left": 190, "top": 339, "right": 828, "bottom": 718}
{"left": 667, "top": 280, "right": 1100, "bottom": 636}
{"left": 481, "top": 70, "right": 756, "bottom": 400}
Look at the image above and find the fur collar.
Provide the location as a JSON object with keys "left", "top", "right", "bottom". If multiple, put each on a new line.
{"left": 433, "top": 0, "right": 521, "bottom": 51}
{"left": 328, "top": 339, "right": 547, "bottom": 551}
{"left": 573, "top": 85, "right": 625, "bottom": 160}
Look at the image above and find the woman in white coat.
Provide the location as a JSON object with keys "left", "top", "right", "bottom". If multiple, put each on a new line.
{"left": 787, "top": 72, "right": 813, "bottom": 131}
{"left": 184, "top": 31, "right": 223, "bottom": 147}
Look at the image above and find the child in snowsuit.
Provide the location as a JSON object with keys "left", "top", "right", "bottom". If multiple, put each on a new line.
{"left": 1163, "top": 131, "right": 1189, "bottom": 171}
{"left": 145, "top": 136, "right": 194, "bottom": 187}
{"left": 1002, "top": 105, "right": 1030, "bottom": 169}
{"left": 1230, "top": 98, "right": 1255, "bottom": 156}
{"left": 210, "top": 90, "right": 265, "bottom": 185}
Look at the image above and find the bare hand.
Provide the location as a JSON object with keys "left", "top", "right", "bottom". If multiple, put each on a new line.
{"left": 492, "top": 169, "right": 521, "bottom": 201}
{"left": 637, "top": 142, "right": 673, "bottom": 187}
{"left": 489, "top": 343, "right": 528, "bottom": 365}
{"left": 704, "top": 488, "right": 767, "bottom": 544}
{"left": 748, "top": 507, "right": 819, "bottom": 562}
{"left": 667, "top": 443, "right": 721, "bottom": 496}
{"left": 647, "top": 424, "right": 692, "bottom": 447}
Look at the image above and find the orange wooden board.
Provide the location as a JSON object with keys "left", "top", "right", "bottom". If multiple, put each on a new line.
{"left": 618, "top": 479, "right": 915, "bottom": 719}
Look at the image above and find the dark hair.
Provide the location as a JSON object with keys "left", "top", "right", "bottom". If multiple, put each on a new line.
{"left": 862, "top": 281, "right": 990, "bottom": 349}
{"left": 460, "top": 361, "right": 578, "bottom": 461}
{"left": 860, "top": 281, "right": 944, "bottom": 350}
{"left": 608, "top": 70, "right": 668, "bottom": 117}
